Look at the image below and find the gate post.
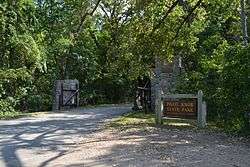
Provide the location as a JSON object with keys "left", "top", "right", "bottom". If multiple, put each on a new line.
{"left": 155, "top": 56, "right": 163, "bottom": 125}
{"left": 155, "top": 88, "right": 162, "bottom": 125}
{"left": 52, "top": 80, "right": 61, "bottom": 111}
{"left": 197, "top": 90, "right": 206, "bottom": 128}
{"left": 76, "top": 81, "right": 80, "bottom": 107}
{"left": 202, "top": 101, "right": 207, "bottom": 127}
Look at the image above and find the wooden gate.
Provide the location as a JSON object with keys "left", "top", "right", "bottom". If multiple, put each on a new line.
{"left": 52, "top": 80, "right": 80, "bottom": 111}
{"left": 59, "top": 82, "right": 79, "bottom": 109}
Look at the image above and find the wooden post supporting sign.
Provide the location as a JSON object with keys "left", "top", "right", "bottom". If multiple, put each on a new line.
{"left": 155, "top": 88, "right": 162, "bottom": 125}
{"left": 197, "top": 90, "right": 203, "bottom": 128}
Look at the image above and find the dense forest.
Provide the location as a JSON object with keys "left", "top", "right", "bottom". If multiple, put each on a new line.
{"left": 0, "top": 0, "right": 249, "bottom": 134}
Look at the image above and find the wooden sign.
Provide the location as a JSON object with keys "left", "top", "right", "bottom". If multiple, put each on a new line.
{"left": 163, "top": 99, "right": 197, "bottom": 119}
{"left": 155, "top": 91, "right": 206, "bottom": 128}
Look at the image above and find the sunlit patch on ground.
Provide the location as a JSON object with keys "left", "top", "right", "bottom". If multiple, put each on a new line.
{"left": 108, "top": 111, "right": 198, "bottom": 129}
{"left": 0, "top": 107, "right": 249, "bottom": 167}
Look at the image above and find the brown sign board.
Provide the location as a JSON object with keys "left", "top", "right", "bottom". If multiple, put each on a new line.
{"left": 163, "top": 98, "right": 197, "bottom": 119}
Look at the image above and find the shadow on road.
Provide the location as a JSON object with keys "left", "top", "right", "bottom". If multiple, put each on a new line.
{"left": 0, "top": 105, "right": 131, "bottom": 167}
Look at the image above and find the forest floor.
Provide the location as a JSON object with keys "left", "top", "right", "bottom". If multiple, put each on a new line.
{"left": 0, "top": 105, "right": 249, "bottom": 167}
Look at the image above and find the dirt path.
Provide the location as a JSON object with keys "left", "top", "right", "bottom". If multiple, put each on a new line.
{"left": 0, "top": 105, "right": 249, "bottom": 167}
{"left": 81, "top": 127, "right": 249, "bottom": 167}
{"left": 0, "top": 105, "right": 131, "bottom": 167}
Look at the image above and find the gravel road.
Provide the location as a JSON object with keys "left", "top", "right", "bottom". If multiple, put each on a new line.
{"left": 0, "top": 105, "right": 131, "bottom": 167}
{"left": 0, "top": 105, "right": 249, "bottom": 167}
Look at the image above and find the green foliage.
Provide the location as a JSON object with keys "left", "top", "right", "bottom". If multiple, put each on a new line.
{"left": 0, "top": 1, "right": 45, "bottom": 114}
{"left": 0, "top": 99, "right": 15, "bottom": 113}
{"left": 26, "top": 95, "right": 42, "bottom": 112}
{"left": 177, "top": 42, "right": 250, "bottom": 134}
{"left": 174, "top": 0, "right": 250, "bottom": 134}
{"left": 221, "top": 46, "right": 250, "bottom": 134}
{"left": 0, "top": 98, "right": 29, "bottom": 120}
{"left": 0, "top": 68, "right": 32, "bottom": 110}
{"left": 0, "top": 0, "right": 248, "bottom": 135}
{"left": 10, "top": 34, "right": 45, "bottom": 72}
{"left": 0, "top": 111, "right": 26, "bottom": 120}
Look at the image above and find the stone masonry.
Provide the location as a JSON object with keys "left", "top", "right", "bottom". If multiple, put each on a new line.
{"left": 151, "top": 57, "right": 182, "bottom": 111}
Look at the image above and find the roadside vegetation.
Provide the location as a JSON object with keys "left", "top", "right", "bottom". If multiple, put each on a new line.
{"left": 0, "top": 111, "right": 28, "bottom": 120}
{"left": 108, "top": 111, "right": 245, "bottom": 135}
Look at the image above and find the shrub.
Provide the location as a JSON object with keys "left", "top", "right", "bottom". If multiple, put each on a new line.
{"left": 27, "top": 95, "right": 43, "bottom": 112}
{"left": 0, "top": 99, "right": 16, "bottom": 113}
{"left": 177, "top": 45, "right": 250, "bottom": 135}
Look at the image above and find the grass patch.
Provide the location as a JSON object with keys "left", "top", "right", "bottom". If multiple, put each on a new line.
{"left": 0, "top": 110, "right": 52, "bottom": 120}
{"left": 108, "top": 111, "right": 224, "bottom": 131}
{"left": 0, "top": 111, "right": 29, "bottom": 120}
{"left": 109, "top": 112, "right": 156, "bottom": 128}
{"left": 108, "top": 111, "right": 197, "bottom": 129}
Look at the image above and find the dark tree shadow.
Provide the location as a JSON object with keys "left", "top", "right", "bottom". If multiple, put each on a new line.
{"left": 76, "top": 123, "right": 250, "bottom": 167}
{"left": 0, "top": 105, "right": 131, "bottom": 167}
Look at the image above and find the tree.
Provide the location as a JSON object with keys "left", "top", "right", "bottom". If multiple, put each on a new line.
{"left": 240, "top": 0, "right": 248, "bottom": 46}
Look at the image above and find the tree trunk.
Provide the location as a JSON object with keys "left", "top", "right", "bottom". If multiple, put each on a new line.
{"left": 241, "top": 0, "right": 248, "bottom": 46}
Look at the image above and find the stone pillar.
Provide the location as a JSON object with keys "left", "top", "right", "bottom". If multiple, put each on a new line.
{"left": 152, "top": 56, "right": 182, "bottom": 121}
{"left": 52, "top": 80, "right": 61, "bottom": 111}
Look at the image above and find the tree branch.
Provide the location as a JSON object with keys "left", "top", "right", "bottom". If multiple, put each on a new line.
{"left": 100, "top": 4, "right": 110, "bottom": 19}
{"left": 75, "top": 0, "right": 102, "bottom": 36}
{"left": 89, "top": 30, "right": 101, "bottom": 49}
{"left": 172, "top": 0, "right": 203, "bottom": 42}
{"left": 151, "top": 0, "right": 180, "bottom": 34}
{"left": 179, "top": 0, "right": 191, "bottom": 12}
